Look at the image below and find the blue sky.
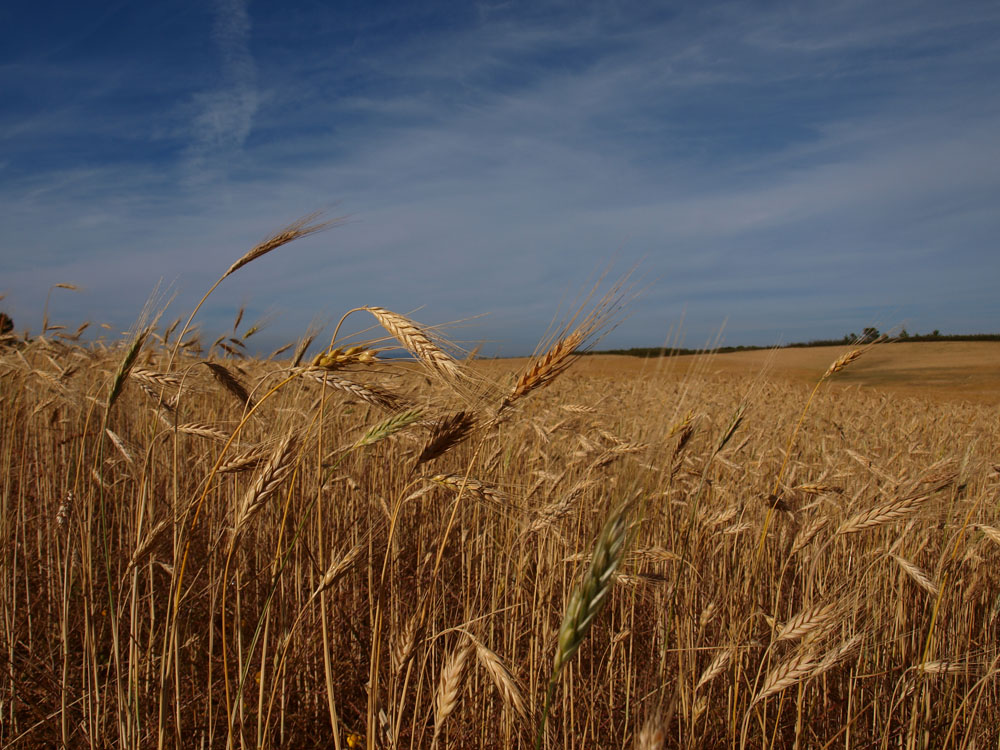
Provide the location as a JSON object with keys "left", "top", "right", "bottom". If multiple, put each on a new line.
{"left": 2, "top": 0, "right": 998, "bottom": 354}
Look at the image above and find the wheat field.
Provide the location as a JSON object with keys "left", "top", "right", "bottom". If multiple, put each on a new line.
{"left": 1, "top": 224, "right": 998, "bottom": 749}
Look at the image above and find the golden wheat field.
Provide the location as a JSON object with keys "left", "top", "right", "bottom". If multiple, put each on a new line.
{"left": 2, "top": 226, "right": 998, "bottom": 749}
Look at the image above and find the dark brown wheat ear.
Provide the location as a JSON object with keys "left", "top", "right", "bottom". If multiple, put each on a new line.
{"left": 416, "top": 411, "right": 476, "bottom": 466}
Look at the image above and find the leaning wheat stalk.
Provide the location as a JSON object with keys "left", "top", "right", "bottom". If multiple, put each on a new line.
{"left": 822, "top": 348, "right": 864, "bottom": 379}
{"left": 170, "top": 212, "right": 340, "bottom": 366}
{"left": 300, "top": 369, "right": 407, "bottom": 411}
{"left": 431, "top": 474, "right": 512, "bottom": 511}
{"left": 106, "top": 327, "right": 150, "bottom": 410}
{"left": 499, "top": 329, "right": 585, "bottom": 416}
{"left": 176, "top": 423, "right": 231, "bottom": 442}
{"left": 695, "top": 648, "right": 733, "bottom": 692}
{"left": 634, "top": 711, "right": 666, "bottom": 749}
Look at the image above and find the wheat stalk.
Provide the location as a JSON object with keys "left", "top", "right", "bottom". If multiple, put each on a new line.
{"left": 356, "top": 409, "right": 424, "bottom": 447}
{"left": 217, "top": 445, "right": 268, "bottom": 474}
{"left": 431, "top": 474, "right": 512, "bottom": 511}
{"left": 499, "top": 330, "right": 585, "bottom": 416}
{"left": 176, "top": 423, "right": 231, "bottom": 442}
{"left": 836, "top": 491, "right": 933, "bottom": 535}
{"left": 300, "top": 369, "right": 406, "bottom": 411}
{"left": 695, "top": 648, "right": 733, "bottom": 691}
{"left": 312, "top": 540, "right": 366, "bottom": 596}
{"left": 823, "top": 348, "right": 864, "bottom": 378}
{"left": 131, "top": 368, "right": 182, "bottom": 389}
{"left": 106, "top": 327, "right": 150, "bottom": 410}
{"left": 634, "top": 711, "right": 666, "bottom": 749}
{"left": 391, "top": 615, "right": 421, "bottom": 678}
{"left": 203, "top": 362, "right": 255, "bottom": 410}
{"left": 790, "top": 516, "right": 828, "bottom": 555}
{"left": 975, "top": 524, "right": 1000, "bottom": 546}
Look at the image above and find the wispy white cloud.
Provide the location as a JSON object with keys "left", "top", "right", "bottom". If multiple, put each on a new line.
{"left": 185, "top": 0, "right": 258, "bottom": 173}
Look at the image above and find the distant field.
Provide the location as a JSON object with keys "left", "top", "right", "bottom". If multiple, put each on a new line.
{"left": 554, "top": 342, "right": 1000, "bottom": 405}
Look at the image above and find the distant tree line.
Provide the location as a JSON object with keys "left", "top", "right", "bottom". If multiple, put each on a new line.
{"left": 591, "top": 327, "right": 1000, "bottom": 358}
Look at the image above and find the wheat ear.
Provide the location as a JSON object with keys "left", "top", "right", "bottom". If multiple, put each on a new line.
{"left": 224, "top": 212, "right": 342, "bottom": 278}
{"left": 417, "top": 411, "right": 476, "bottom": 465}
{"left": 695, "top": 648, "right": 733, "bottom": 691}
{"left": 431, "top": 473, "right": 512, "bottom": 512}
{"left": 364, "top": 307, "right": 461, "bottom": 381}
{"left": 233, "top": 433, "right": 297, "bottom": 539}
{"left": 432, "top": 646, "right": 471, "bottom": 746}
{"left": 822, "top": 348, "right": 864, "bottom": 378}
{"left": 106, "top": 327, "right": 150, "bottom": 410}
{"left": 465, "top": 634, "right": 528, "bottom": 723}
{"left": 752, "top": 650, "right": 819, "bottom": 706}
{"left": 203, "top": 361, "right": 255, "bottom": 410}
{"left": 301, "top": 369, "right": 407, "bottom": 411}
{"left": 836, "top": 491, "right": 933, "bottom": 535}
{"left": 891, "top": 554, "right": 939, "bottom": 596}
{"left": 776, "top": 602, "right": 839, "bottom": 643}
{"left": 634, "top": 711, "right": 666, "bottom": 749}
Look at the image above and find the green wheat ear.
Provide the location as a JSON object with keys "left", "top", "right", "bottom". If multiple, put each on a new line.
{"left": 356, "top": 409, "right": 424, "bottom": 447}
{"left": 536, "top": 503, "right": 630, "bottom": 749}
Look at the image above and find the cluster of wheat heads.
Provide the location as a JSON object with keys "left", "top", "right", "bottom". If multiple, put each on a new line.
{"left": 1, "top": 218, "right": 999, "bottom": 749}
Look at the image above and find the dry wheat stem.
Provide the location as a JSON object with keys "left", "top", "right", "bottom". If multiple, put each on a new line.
{"left": 635, "top": 712, "right": 666, "bottom": 749}
{"left": 462, "top": 633, "right": 528, "bottom": 723}
{"left": 300, "top": 368, "right": 406, "bottom": 411}
{"left": 837, "top": 492, "right": 933, "bottom": 535}
{"left": 417, "top": 411, "right": 476, "bottom": 465}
